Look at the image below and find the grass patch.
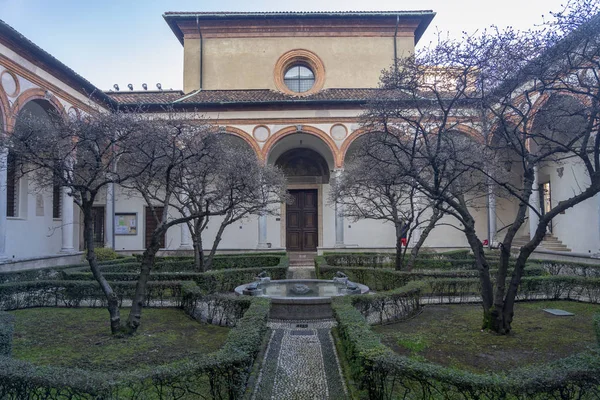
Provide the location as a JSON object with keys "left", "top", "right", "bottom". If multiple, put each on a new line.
{"left": 10, "top": 307, "right": 230, "bottom": 372}
{"left": 374, "top": 300, "right": 600, "bottom": 373}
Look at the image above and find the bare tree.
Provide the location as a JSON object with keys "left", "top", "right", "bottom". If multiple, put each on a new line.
{"left": 364, "top": 0, "right": 600, "bottom": 334}
{"left": 5, "top": 110, "right": 149, "bottom": 334}
{"left": 172, "top": 137, "right": 286, "bottom": 271}
{"left": 117, "top": 114, "right": 223, "bottom": 333}
{"left": 329, "top": 140, "right": 443, "bottom": 270}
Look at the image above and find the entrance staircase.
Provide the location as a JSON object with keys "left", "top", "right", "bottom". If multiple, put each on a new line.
{"left": 287, "top": 252, "right": 317, "bottom": 279}
{"left": 511, "top": 234, "right": 571, "bottom": 252}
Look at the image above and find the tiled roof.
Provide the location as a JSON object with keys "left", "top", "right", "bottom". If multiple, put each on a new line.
{"left": 106, "top": 90, "right": 184, "bottom": 104}
{"left": 163, "top": 11, "right": 435, "bottom": 17}
{"left": 104, "top": 88, "right": 415, "bottom": 107}
{"left": 163, "top": 10, "right": 436, "bottom": 45}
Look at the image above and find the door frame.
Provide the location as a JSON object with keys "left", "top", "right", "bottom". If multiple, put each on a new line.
{"left": 281, "top": 183, "right": 323, "bottom": 250}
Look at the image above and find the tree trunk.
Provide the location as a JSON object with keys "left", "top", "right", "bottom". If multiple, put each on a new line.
{"left": 82, "top": 202, "right": 122, "bottom": 334}
{"left": 126, "top": 227, "right": 163, "bottom": 334}
{"left": 204, "top": 211, "right": 234, "bottom": 271}
{"left": 486, "top": 170, "right": 534, "bottom": 334}
{"left": 192, "top": 218, "right": 204, "bottom": 272}
{"left": 395, "top": 235, "right": 403, "bottom": 271}
{"left": 462, "top": 219, "right": 495, "bottom": 329}
{"left": 406, "top": 208, "right": 441, "bottom": 271}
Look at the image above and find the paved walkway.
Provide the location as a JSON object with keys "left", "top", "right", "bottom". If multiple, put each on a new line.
{"left": 252, "top": 320, "right": 347, "bottom": 400}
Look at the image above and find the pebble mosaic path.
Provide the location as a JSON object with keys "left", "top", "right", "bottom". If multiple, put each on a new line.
{"left": 252, "top": 320, "right": 348, "bottom": 400}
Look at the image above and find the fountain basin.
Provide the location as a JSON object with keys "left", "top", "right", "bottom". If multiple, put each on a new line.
{"left": 234, "top": 279, "right": 370, "bottom": 320}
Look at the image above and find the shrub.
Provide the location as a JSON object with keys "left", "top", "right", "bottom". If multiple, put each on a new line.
{"left": 0, "top": 312, "right": 14, "bottom": 356}
{"left": 0, "top": 257, "right": 137, "bottom": 284}
{"left": 0, "top": 280, "right": 185, "bottom": 311}
{"left": 60, "top": 265, "right": 288, "bottom": 294}
{"left": 181, "top": 281, "right": 253, "bottom": 326}
{"left": 529, "top": 259, "right": 600, "bottom": 277}
{"left": 91, "top": 247, "right": 119, "bottom": 261}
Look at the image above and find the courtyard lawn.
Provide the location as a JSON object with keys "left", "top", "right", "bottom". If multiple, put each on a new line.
{"left": 9, "top": 307, "right": 230, "bottom": 372}
{"left": 374, "top": 300, "right": 600, "bottom": 373}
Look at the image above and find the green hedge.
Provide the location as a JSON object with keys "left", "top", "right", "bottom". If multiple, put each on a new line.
{"left": 0, "top": 257, "right": 137, "bottom": 284}
{"left": 529, "top": 259, "right": 600, "bottom": 277}
{"left": 133, "top": 253, "right": 285, "bottom": 270}
{"left": 323, "top": 250, "right": 478, "bottom": 270}
{"left": 595, "top": 313, "right": 600, "bottom": 347}
{"left": 60, "top": 264, "right": 288, "bottom": 294}
{"left": 0, "top": 312, "right": 14, "bottom": 357}
{"left": 332, "top": 296, "right": 600, "bottom": 399}
{"left": 0, "top": 280, "right": 185, "bottom": 311}
{"left": 316, "top": 258, "right": 547, "bottom": 292}
{"left": 181, "top": 281, "right": 253, "bottom": 326}
{"left": 0, "top": 297, "right": 271, "bottom": 399}
{"left": 350, "top": 285, "right": 422, "bottom": 325}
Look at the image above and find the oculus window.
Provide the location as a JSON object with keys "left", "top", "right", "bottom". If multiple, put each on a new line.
{"left": 284, "top": 65, "right": 315, "bottom": 93}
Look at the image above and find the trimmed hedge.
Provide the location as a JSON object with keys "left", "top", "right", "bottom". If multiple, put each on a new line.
{"left": 323, "top": 250, "right": 479, "bottom": 270}
{"left": 60, "top": 264, "right": 288, "bottom": 294}
{"left": 0, "top": 312, "right": 13, "bottom": 357}
{"left": 350, "top": 285, "right": 422, "bottom": 325}
{"left": 529, "top": 259, "right": 600, "bottom": 277}
{"left": 595, "top": 313, "right": 600, "bottom": 347}
{"left": 332, "top": 296, "right": 600, "bottom": 400}
{"left": 316, "top": 258, "right": 547, "bottom": 292}
{"left": 181, "top": 281, "right": 253, "bottom": 326}
{"left": 133, "top": 253, "right": 285, "bottom": 271}
{"left": 0, "top": 297, "right": 271, "bottom": 399}
{"left": 0, "top": 257, "right": 137, "bottom": 284}
{"left": 0, "top": 280, "right": 185, "bottom": 311}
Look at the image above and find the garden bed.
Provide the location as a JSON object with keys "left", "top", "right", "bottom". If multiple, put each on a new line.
{"left": 374, "top": 300, "right": 600, "bottom": 373}
{"left": 10, "top": 307, "right": 230, "bottom": 372}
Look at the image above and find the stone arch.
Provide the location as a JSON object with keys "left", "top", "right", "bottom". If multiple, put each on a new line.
{"left": 340, "top": 128, "right": 367, "bottom": 166}
{"left": 527, "top": 91, "right": 589, "bottom": 133}
{"left": 223, "top": 126, "right": 263, "bottom": 161}
{"left": 11, "top": 88, "right": 66, "bottom": 130}
{"left": 0, "top": 86, "right": 9, "bottom": 133}
{"left": 262, "top": 125, "right": 341, "bottom": 168}
{"left": 452, "top": 123, "right": 483, "bottom": 143}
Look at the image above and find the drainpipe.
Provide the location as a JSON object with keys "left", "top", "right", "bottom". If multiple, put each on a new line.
{"left": 394, "top": 15, "right": 399, "bottom": 75}
{"left": 196, "top": 16, "right": 203, "bottom": 90}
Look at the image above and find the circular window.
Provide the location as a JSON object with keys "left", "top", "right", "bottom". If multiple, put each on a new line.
{"left": 284, "top": 65, "right": 315, "bottom": 93}
{"left": 274, "top": 49, "right": 325, "bottom": 96}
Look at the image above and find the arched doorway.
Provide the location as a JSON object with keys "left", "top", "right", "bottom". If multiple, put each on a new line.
{"left": 268, "top": 132, "right": 335, "bottom": 251}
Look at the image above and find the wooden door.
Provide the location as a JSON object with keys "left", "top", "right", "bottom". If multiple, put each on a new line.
{"left": 145, "top": 206, "right": 166, "bottom": 249}
{"left": 286, "top": 190, "right": 318, "bottom": 251}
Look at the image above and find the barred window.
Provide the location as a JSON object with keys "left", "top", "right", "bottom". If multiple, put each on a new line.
{"left": 283, "top": 65, "right": 315, "bottom": 93}
{"left": 6, "top": 151, "right": 17, "bottom": 217}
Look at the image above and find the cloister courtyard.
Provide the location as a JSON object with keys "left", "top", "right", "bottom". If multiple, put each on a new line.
{"left": 1, "top": 0, "right": 600, "bottom": 399}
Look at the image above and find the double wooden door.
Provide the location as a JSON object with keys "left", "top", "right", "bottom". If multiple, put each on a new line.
{"left": 286, "top": 189, "right": 318, "bottom": 251}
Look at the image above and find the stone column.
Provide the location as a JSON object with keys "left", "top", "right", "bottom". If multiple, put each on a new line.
{"left": 411, "top": 196, "right": 423, "bottom": 246}
{"left": 179, "top": 222, "right": 192, "bottom": 250}
{"left": 529, "top": 165, "right": 540, "bottom": 240}
{"left": 104, "top": 182, "right": 114, "bottom": 249}
{"left": 487, "top": 178, "right": 497, "bottom": 246}
{"left": 257, "top": 213, "right": 268, "bottom": 249}
{"left": 61, "top": 156, "right": 75, "bottom": 253}
{"left": 0, "top": 148, "right": 8, "bottom": 260}
{"left": 334, "top": 169, "right": 345, "bottom": 248}
{"left": 60, "top": 185, "right": 75, "bottom": 253}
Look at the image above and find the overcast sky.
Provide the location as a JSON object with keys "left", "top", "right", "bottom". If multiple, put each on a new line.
{"left": 0, "top": 0, "right": 567, "bottom": 91}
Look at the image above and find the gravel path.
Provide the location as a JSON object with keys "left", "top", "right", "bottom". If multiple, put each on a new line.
{"left": 252, "top": 320, "right": 347, "bottom": 400}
